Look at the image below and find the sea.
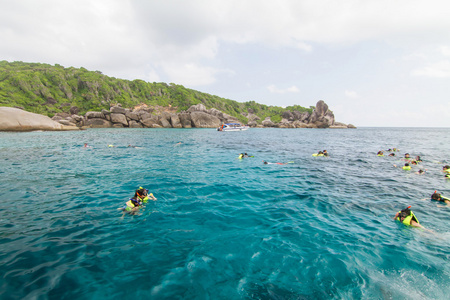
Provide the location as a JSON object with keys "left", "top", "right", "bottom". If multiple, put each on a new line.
{"left": 0, "top": 127, "right": 449, "bottom": 300}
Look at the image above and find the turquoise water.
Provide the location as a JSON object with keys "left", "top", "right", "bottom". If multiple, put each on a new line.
{"left": 1, "top": 128, "right": 449, "bottom": 299}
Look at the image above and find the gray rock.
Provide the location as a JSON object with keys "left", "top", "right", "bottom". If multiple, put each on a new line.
{"left": 187, "top": 104, "right": 207, "bottom": 113}
{"left": 110, "top": 113, "right": 129, "bottom": 126}
{"left": 126, "top": 111, "right": 140, "bottom": 121}
{"left": 85, "top": 111, "right": 105, "bottom": 119}
{"left": 85, "top": 118, "right": 112, "bottom": 128}
{"left": 129, "top": 120, "right": 143, "bottom": 128}
{"left": 110, "top": 106, "right": 126, "bottom": 114}
{"left": 160, "top": 117, "right": 172, "bottom": 128}
{"left": 141, "top": 118, "right": 159, "bottom": 128}
{"left": 262, "top": 117, "right": 275, "bottom": 127}
{"left": 190, "top": 111, "right": 221, "bottom": 128}
{"left": 170, "top": 114, "right": 182, "bottom": 128}
{"left": 0, "top": 107, "right": 79, "bottom": 131}
{"left": 178, "top": 113, "right": 192, "bottom": 128}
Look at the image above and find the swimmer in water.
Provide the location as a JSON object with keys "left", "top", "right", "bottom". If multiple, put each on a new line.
{"left": 431, "top": 191, "right": 450, "bottom": 204}
{"left": 393, "top": 206, "right": 423, "bottom": 228}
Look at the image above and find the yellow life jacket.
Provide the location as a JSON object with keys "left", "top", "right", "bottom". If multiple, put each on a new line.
{"left": 397, "top": 211, "right": 419, "bottom": 226}
{"left": 403, "top": 166, "right": 411, "bottom": 171}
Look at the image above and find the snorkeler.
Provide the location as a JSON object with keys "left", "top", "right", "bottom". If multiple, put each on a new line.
{"left": 377, "top": 151, "right": 384, "bottom": 157}
{"left": 415, "top": 156, "right": 422, "bottom": 163}
{"left": 393, "top": 206, "right": 423, "bottom": 228}
{"left": 431, "top": 191, "right": 450, "bottom": 204}
{"left": 388, "top": 153, "right": 396, "bottom": 157}
{"left": 118, "top": 187, "right": 157, "bottom": 214}
{"left": 443, "top": 165, "right": 450, "bottom": 178}
{"left": 393, "top": 163, "right": 412, "bottom": 170}
{"left": 323, "top": 150, "right": 329, "bottom": 157}
{"left": 402, "top": 153, "right": 411, "bottom": 161}
{"left": 238, "top": 153, "right": 244, "bottom": 159}
{"left": 135, "top": 187, "right": 157, "bottom": 203}
{"left": 263, "top": 160, "right": 292, "bottom": 165}
{"left": 312, "top": 151, "right": 324, "bottom": 157}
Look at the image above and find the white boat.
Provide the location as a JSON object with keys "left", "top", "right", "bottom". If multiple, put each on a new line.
{"left": 217, "top": 123, "right": 249, "bottom": 131}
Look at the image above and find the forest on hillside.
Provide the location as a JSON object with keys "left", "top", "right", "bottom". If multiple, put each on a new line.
{"left": 0, "top": 61, "right": 314, "bottom": 123}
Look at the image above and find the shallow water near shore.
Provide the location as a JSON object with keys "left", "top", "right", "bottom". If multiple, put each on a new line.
{"left": 1, "top": 127, "right": 450, "bottom": 299}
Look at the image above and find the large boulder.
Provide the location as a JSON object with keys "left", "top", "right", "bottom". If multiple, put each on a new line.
{"left": 308, "top": 100, "right": 335, "bottom": 127}
{"left": 0, "top": 107, "right": 79, "bottom": 131}
{"left": 170, "top": 114, "right": 183, "bottom": 128}
{"left": 187, "top": 104, "right": 207, "bottom": 113}
{"left": 84, "top": 118, "right": 112, "bottom": 128}
{"left": 129, "top": 120, "right": 143, "bottom": 128}
{"left": 190, "top": 111, "right": 221, "bottom": 128}
{"left": 126, "top": 111, "right": 140, "bottom": 121}
{"left": 178, "top": 113, "right": 192, "bottom": 128}
{"left": 110, "top": 106, "right": 126, "bottom": 114}
{"left": 110, "top": 113, "right": 128, "bottom": 126}
{"left": 262, "top": 117, "right": 275, "bottom": 127}
{"left": 85, "top": 111, "right": 105, "bottom": 119}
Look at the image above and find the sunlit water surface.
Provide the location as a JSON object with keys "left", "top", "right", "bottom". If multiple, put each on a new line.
{"left": 1, "top": 127, "right": 449, "bottom": 299}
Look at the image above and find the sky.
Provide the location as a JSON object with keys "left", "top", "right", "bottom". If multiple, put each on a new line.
{"left": 1, "top": 0, "right": 450, "bottom": 127}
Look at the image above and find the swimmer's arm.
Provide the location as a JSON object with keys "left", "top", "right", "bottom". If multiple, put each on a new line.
{"left": 410, "top": 220, "right": 424, "bottom": 228}
{"left": 149, "top": 193, "right": 157, "bottom": 201}
{"left": 393, "top": 212, "right": 400, "bottom": 220}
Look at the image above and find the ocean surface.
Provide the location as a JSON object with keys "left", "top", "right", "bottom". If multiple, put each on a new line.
{"left": 0, "top": 127, "right": 449, "bottom": 299}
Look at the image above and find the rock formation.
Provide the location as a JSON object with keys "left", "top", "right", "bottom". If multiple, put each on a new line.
{"left": 0, "top": 100, "right": 355, "bottom": 131}
{"left": 0, "top": 107, "right": 79, "bottom": 131}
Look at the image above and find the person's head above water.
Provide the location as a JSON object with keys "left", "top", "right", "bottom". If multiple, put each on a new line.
{"left": 404, "top": 153, "right": 410, "bottom": 158}
{"left": 431, "top": 191, "right": 442, "bottom": 201}
{"left": 398, "top": 207, "right": 412, "bottom": 220}
{"left": 135, "top": 188, "right": 148, "bottom": 198}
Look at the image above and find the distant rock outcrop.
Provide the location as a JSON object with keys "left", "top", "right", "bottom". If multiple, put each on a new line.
{"left": 0, "top": 107, "right": 79, "bottom": 131}
{"left": 0, "top": 100, "right": 354, "bottom": 130}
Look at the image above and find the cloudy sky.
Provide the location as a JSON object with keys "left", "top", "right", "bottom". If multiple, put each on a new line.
{"left": 1, "top": 0, "right": 449, "bottom": 127}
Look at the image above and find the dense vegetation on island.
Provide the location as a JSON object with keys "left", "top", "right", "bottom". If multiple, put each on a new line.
{"left": 0, "top": 61, "right": 313, "bottom": 124}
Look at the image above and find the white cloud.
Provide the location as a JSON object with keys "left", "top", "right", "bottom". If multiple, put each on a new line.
{"left": 440, "top": 46, "right": 450, "bottom": 57}
{"left": 345, "top": 90, "right": 358, "bottom": 98}
{"left": 267, "top": 85, "right": 300, "bottom": 94}
{"left": 411, "top": 60, "right": 450, "bottom": 78}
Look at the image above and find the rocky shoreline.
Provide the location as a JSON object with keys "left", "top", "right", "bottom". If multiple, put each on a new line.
{"left": 0, "top": 100, "right": 355, "bottom": 131}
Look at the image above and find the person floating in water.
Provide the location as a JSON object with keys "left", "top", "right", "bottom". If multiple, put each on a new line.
{"left": 263, "top": 160, "right": 293, "bottom": 165}
{"left": 388, "top": 153, "right": 396, "bottom": 157}
{"left": 238, "top": 153, "right": 244, "bottom": 159}
{"left": 377, "top": 151, "right": 384, "bottom": 157}
{"left": 415, "top": 156, "right": 422, "bottom": 163}
{"left": 442, "top": 165, "right": 450, "bottom": 178}
{"left": 323, "top": 150, "right": 329, "bottom": 157}
{"left": 402, "top": 153, "right": 411, "bottom": 161}
{"left": 393, "top": 163, "right": 412, "bottom": 170}
{"left": 118, "top": 187, "right": 157, "bottom": 214}
{"left": 312, "top": 151, "right": 324, "bottom": 157}
{"left": 84, "top": 143, "right": 90, "bottom": 148}
{"left": 431, "top": 191, "right": 450, "bottom": 204}
{"left": 416, "top": 169, "right": 426, "bottom": 175}
{"left": 393, "top": 206, "right": 423, "bottom": 228}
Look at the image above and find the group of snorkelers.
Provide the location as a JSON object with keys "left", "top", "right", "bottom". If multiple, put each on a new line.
{"left": 394, "top": 191, "right": 450, "bottom": 229}
{"left": 378, "top": 148, "right": 449, "bottom": 177}
{"left": 118, "top": 187, "right": 157, "bottom": 214}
